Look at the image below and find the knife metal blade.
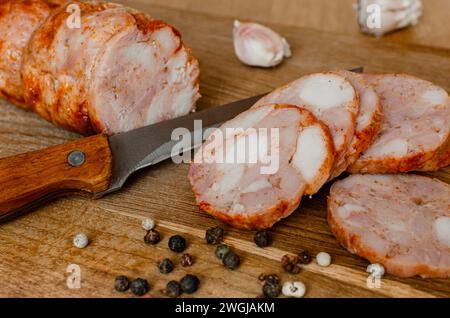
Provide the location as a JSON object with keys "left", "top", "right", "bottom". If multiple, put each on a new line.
{"left": 103, "top": 66, "right": 364, "bottom": 197}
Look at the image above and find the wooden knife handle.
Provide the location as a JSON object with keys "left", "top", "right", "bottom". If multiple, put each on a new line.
{"left": 0, "top": 134, "right": 113, "bottom": 223}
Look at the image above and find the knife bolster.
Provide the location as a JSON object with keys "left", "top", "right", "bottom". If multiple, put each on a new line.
{"left": 0, "top": 134, "right": 113, "bottom": 222}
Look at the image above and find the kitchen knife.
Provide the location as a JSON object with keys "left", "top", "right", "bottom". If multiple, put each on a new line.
{"left": 0, "top": 67, "right": 363, "bottom": 224}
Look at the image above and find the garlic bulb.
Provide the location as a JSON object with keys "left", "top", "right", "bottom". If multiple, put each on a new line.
{"left": 233, "top": 20, "right": 291, "bottom": 68}
{"left": 357, "top": 0, "right": 423, "bottom": 37}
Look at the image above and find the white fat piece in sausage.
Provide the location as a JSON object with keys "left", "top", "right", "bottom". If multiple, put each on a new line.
{"left": 328, "top": 174, "right": 450, "bottom": 278}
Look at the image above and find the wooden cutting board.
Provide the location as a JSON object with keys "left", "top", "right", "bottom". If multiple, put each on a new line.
{"left": 0, "top": 2, "right": 449, "bottom": 298}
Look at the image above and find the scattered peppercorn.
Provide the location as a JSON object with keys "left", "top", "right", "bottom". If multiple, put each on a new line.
{"left": 205, "top": 226, "right": 224, "bottom": 245}
{"left": 253, "top": 230, "right": 272, "bottom": 248}
{"left": 262, "top": 281, "right": 281, "bottom": 298}
{"left": 258, "top": 274, "right": 280, "bottom": 285}
{"left": 298, "top": 250, "right": 312, "bottom": 264}
{"left": 144, "top": 229, "right": 161, "bottom": 245}
{"left": 181, "top": 253, "right": 194, "bottom": 267}
{"left": 180, "top": 274, "right": 200, "bottom": 294}
{"left": 222, "top": 251, "right": 241, "bottom": 270}
{"left": 282, "top": 281, "right": 306, "bottom": 298}
{"left": 316, "top": 252, "right": 332, "bottom": 267}
{"left": 130, "top": 278, "right": 149, "bottom": 296}
{"left": 215, "top": 244, "right": 230, "bottom": 260}
{"left": 281, "top": 254, "right": 301, "bottom": 274}
{"left": 73, "top": 233, "right": 89, "bottom": 249}
{"left": 158, "top": 258, "right": 174, "bottom": 274}
{"left": 142, "top": 218, "right": 155, "bottom": 231}
{"left": 367, "top": 263, "right": 385, "bottom": 278}
{"left": 168, "top": 235, "right": 187, "bottom": 253}
{"left": 114, "top": 275, "right": 130, "bottom": 292}
{"left": 163, "top": 280, "right": 183, "bottom": 298}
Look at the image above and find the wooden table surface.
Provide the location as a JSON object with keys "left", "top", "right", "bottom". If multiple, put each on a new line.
{"left": 0, "top": 0, "right": 449, "bottom": 298}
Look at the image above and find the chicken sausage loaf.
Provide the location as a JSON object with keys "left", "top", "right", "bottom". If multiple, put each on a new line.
{"left": 0, "top": 0, "right": 200, "bottom": 134}
{"left": 328, "top": 174, "right": 450, "bottom": 278}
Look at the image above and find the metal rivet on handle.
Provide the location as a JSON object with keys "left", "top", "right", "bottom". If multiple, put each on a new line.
{"left": 68, "top": 150, "right": 86, "bottom": 167}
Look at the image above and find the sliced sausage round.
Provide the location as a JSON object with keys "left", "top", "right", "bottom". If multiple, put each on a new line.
{"left": 0, "top": 0, "right": 53, "bottom": 105}
{"left": 348, "top": 74, "right": 450, "bottom": 173}
{"left": 328, "top": 174, "right": 450, "bottom": 278}
{"left": 21, "top": 1, "right": 200, "bottom": 134}
{"left": 189, "top": 104, "right": 334, "bottom": 230}
{"left": 331, "top": 70, "right": 382, "bottom": 179}
{"left": 253, "top": 72, "right": 359, "bottom": 180}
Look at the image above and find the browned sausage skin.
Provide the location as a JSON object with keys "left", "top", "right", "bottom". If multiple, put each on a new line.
{"left": 0, "top": 0, "right": 53, "bottom": 106}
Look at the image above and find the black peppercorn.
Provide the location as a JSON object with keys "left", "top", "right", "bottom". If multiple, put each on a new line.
{"left": 163, "top": 280, "right": 183, "bottom": 298}
{"left": 114, "top": 275, "right": 130, "bottom": 292}
{"left": 254, "top": 230, "right": 272, "bottom": 248}
{"left": 205, "top": 226, "right": 224, "bottom": 245}
{"left": 298, "top": 250, "right": 312, "bottom": 264}
{"left": 215, "top": 244, "right": 230, "bottom": 260}
{"left": 181, "top": 253, "right": 194, "bottom": 267}
{"left": 180, "top": 274, "right": 200, "bottom": 294}
{"left": 262, "top": 281, "right": 281, "bottom": 298}
{"left": 158, "top": 258, "right": 174, "bottom": 274}
{"left": 168, "top": 235, "right": 187, "bottom": 253}
{"left": 144, "top": 229, "right": 161, "bottom": 245}
{"left": 222, "top": 251, "right": 240, "bottom": 270}
{"left": 258, "top": 273, "right": 280, "bottom": 285}
{"left": 281, "top": 254, "right": 301, "bottom": 274}
{"left": 130, "top": 278, "right": 149, "bottom": 296}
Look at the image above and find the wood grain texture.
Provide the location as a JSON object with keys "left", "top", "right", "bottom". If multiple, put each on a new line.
{"left": 129, "top": 0, "right": 450, "bottom": 50}
{"left": 0, "top": 134, "right": 112, "bottom": 222}
{"left": 0, "top": 1, "right": 448, "bottom": 298}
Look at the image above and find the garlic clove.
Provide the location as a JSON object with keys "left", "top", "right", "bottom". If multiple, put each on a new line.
{"left": 357, "top": 0, "right": 423, "bottom": 37}
{"left": 233, "top": 20, "right": 291, "bottom": 68}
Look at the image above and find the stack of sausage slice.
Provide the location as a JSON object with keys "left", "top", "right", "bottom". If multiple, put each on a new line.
{"left": 0, "top": 0, "right": 200, "bottom": 134}
{"left": 189, "top": 104, "right": 334, "bottom": 230}
{"left": 189, "top": 71, "right": 450, "bottom": 278}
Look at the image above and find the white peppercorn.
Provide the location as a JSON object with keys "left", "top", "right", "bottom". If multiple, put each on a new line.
{"left": 316, "top": 252, "right": 331, "bottom": 267}
{"left": 73, "top": 233, "right": 89, "bottom": 249}
{"left": 142, "top": 218, "right": 155, "bottom": 231}
{"left": 282, "top": 281, "right": 306, "bottom": 298}
{"left": 367, "top": 263, "right": 385, "bottom": 278}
